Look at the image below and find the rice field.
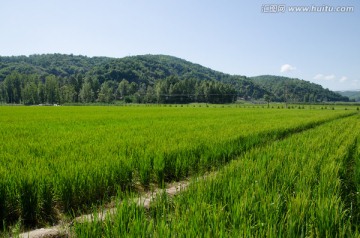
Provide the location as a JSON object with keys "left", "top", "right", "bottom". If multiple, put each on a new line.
{"left": 0, "top": 105, "right": 358, "bottom": 234}
{"left": 73, "top": 113, "right": 360, "bottom": 237}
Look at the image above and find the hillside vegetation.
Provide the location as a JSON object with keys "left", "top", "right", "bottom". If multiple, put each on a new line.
{"left": 252, "top": 75, "right": 348, "bottom": 102}
{"left": 337, "top": 90, "right": 360, "bottom": 102}
{"left": 0, "top": 54, "right": 348, "bottom": 104}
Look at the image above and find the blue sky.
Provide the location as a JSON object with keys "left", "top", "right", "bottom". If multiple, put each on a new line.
{"left": 1, "top": 0, "right": 359, "bottom": 91}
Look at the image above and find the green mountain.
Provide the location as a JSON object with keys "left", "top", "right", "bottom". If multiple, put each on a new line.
{"left": 336, "top": 91, "right": 360, "bottom": 102}
{"left": 0, "top": 54, "right": 349, "bottom": 104}
{"left": 0, "top": 54, "right": 267, "bottom": 104}
{"left": 251, "top": 75, "right": 348, "bottom": 102}
{"left": 89, "top": 54, "right": 270, "bottom": 100}
{"left": 0, "top": 54, "right": 111, "bottom": 79}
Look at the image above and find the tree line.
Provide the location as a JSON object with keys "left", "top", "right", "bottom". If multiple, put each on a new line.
{"left": 0, "top": 73, "right": 237, "bottom": 104}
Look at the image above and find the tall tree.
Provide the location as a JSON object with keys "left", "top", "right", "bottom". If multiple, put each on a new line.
{"left": 145, "top": 85, "right": 156, "bottom": 103}
{"left": 3, "top": 73, "right": 22, "bottom": 103}
{"left": 38, "top": 83, "right": 46, "bottom": 103}
{"left": 59, "top": 85, "right": 76, "bottom": 104}
{"left": 154, "top": 80, "right": 167, "bottom": 103}
{"left": 97, "top": 81, "right": 114, "bottom": 103}
{"left": 264, "top": 94, "right": 271, "bottom": 108}
{"left": 79, "top": 80, "right": 94, "bottom": 103}
{"left": 45, "top": 76, "right": 59, "bottom": 104}
{"left": 128, "top": 82, "right": 138, "bottom": 95}
{"left": 117, "top": 79, "right": 129, "bottom": 99}
{"left": 0, "top": 81, "right": 6, "bottom": 103}
{"left": 68, "top": 75, "right": 84, "bottom": 102}
{"left": 22, "top": 81, "right": 39, "bottom": 105}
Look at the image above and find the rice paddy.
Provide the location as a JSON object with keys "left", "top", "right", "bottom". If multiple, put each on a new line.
{"left": 0, "top": 105, "right": 358, "bottom": 236}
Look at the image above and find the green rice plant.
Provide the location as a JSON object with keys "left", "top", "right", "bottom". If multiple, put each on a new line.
{"left": 0, "top": 177, "right": 6, "bottom": 229}
{"left": 19, "top": 176, "right": 40, "bottom": 227}
{"left": 352, "top": 136, "right": 360, "bottom": 225}
{"left": 138, "top": 156, "right": 152, "bottom": 188}
{"left": 0, "top": 106, "right": 356, "bottom": 229}
{"left": 39, "top": 178, "right": 56, "bottom": 223}
{"left": 153, "top": 154, "right": 165, "bottom": 187}
{"left": 73, "top": 115, "right": 360, "bottom": 237}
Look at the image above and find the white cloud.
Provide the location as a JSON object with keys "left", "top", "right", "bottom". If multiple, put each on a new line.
{"left": 313, "top": 74, "right": 351, "bottom": 88}
{"left": 313, "top": 74, "right": 324, "bottom": 80}
{"left": 339, "top": 76, "right": 348, "bottom": 83}
{"left": 325, "top": 74, "right": 336, "bottom": 80}
{"left": 313, "top": 74, "right": 336, "bottom": 81}
{"left": 280, "top": 64, "right": 296, "bottom": 73}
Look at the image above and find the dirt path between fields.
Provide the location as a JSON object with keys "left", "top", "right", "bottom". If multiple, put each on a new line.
{"left": 19, "top": 181, "right": 189, "bottom": 238}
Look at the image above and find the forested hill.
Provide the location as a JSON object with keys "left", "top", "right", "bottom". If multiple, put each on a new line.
{"left": 0, "top": 54, "right": 348, "bottom": 104}
{"left": 336, "top": 90, "right": 360, "bottom": 102}
{"left": 252, "top": 75, "right": 349, "bottom": 102}
{"left": 0, "top": 54, "right": 111, "bottom": 79}
{"left": 0, "top": 54, "right": 266, "bottom": 104}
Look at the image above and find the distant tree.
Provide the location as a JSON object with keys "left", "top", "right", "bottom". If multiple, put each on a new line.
{"left": 154, "top": 81, "right": 167, "bottom": 103}
{"left": 303, "top": 93, "right": 309, "bottom": 103}
{"left": 45, "top": 76, "right": 60, "bottom": 104}
{"left": 128, "top": 82, "right": 138, "bottom": 95}
{"left": 3, "top": 73, "right": 22, "bottom": 103}
{"left": 90, "top": 77, "right": 101, "bottom": 100}
{"left": 59, "top": 85, "right": 76, "bottom": 104}
{"left": 117, "top": 79, "right": 130, "bottom": 99}
{"left": 22, "top": 80, "right": 39, "bottom": 105}
{"left": 264, "top": 94, "right": 271, "bottom": 108}
{"left": 0, "top": 81, "right": 7, "bottom": 103}
{"left": 97, "top": 81, "right": 114, "bottom": 103}
{"left": 145, "top": 85, "right": 156, "bottom": 103}
{"left": 79, "top": 80, "right": 94, "bottom": 103}
{"left": 38, "top": 83, "right": 46, "bottom": 103}
{"left": 201, "top": 81, "right": 210, "bottom": 103}
{"left": 134, "top": 83, "right": 147, "bottom": 103}
{"left": 68, "top": 75, "right": 84, "bottom": 102}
